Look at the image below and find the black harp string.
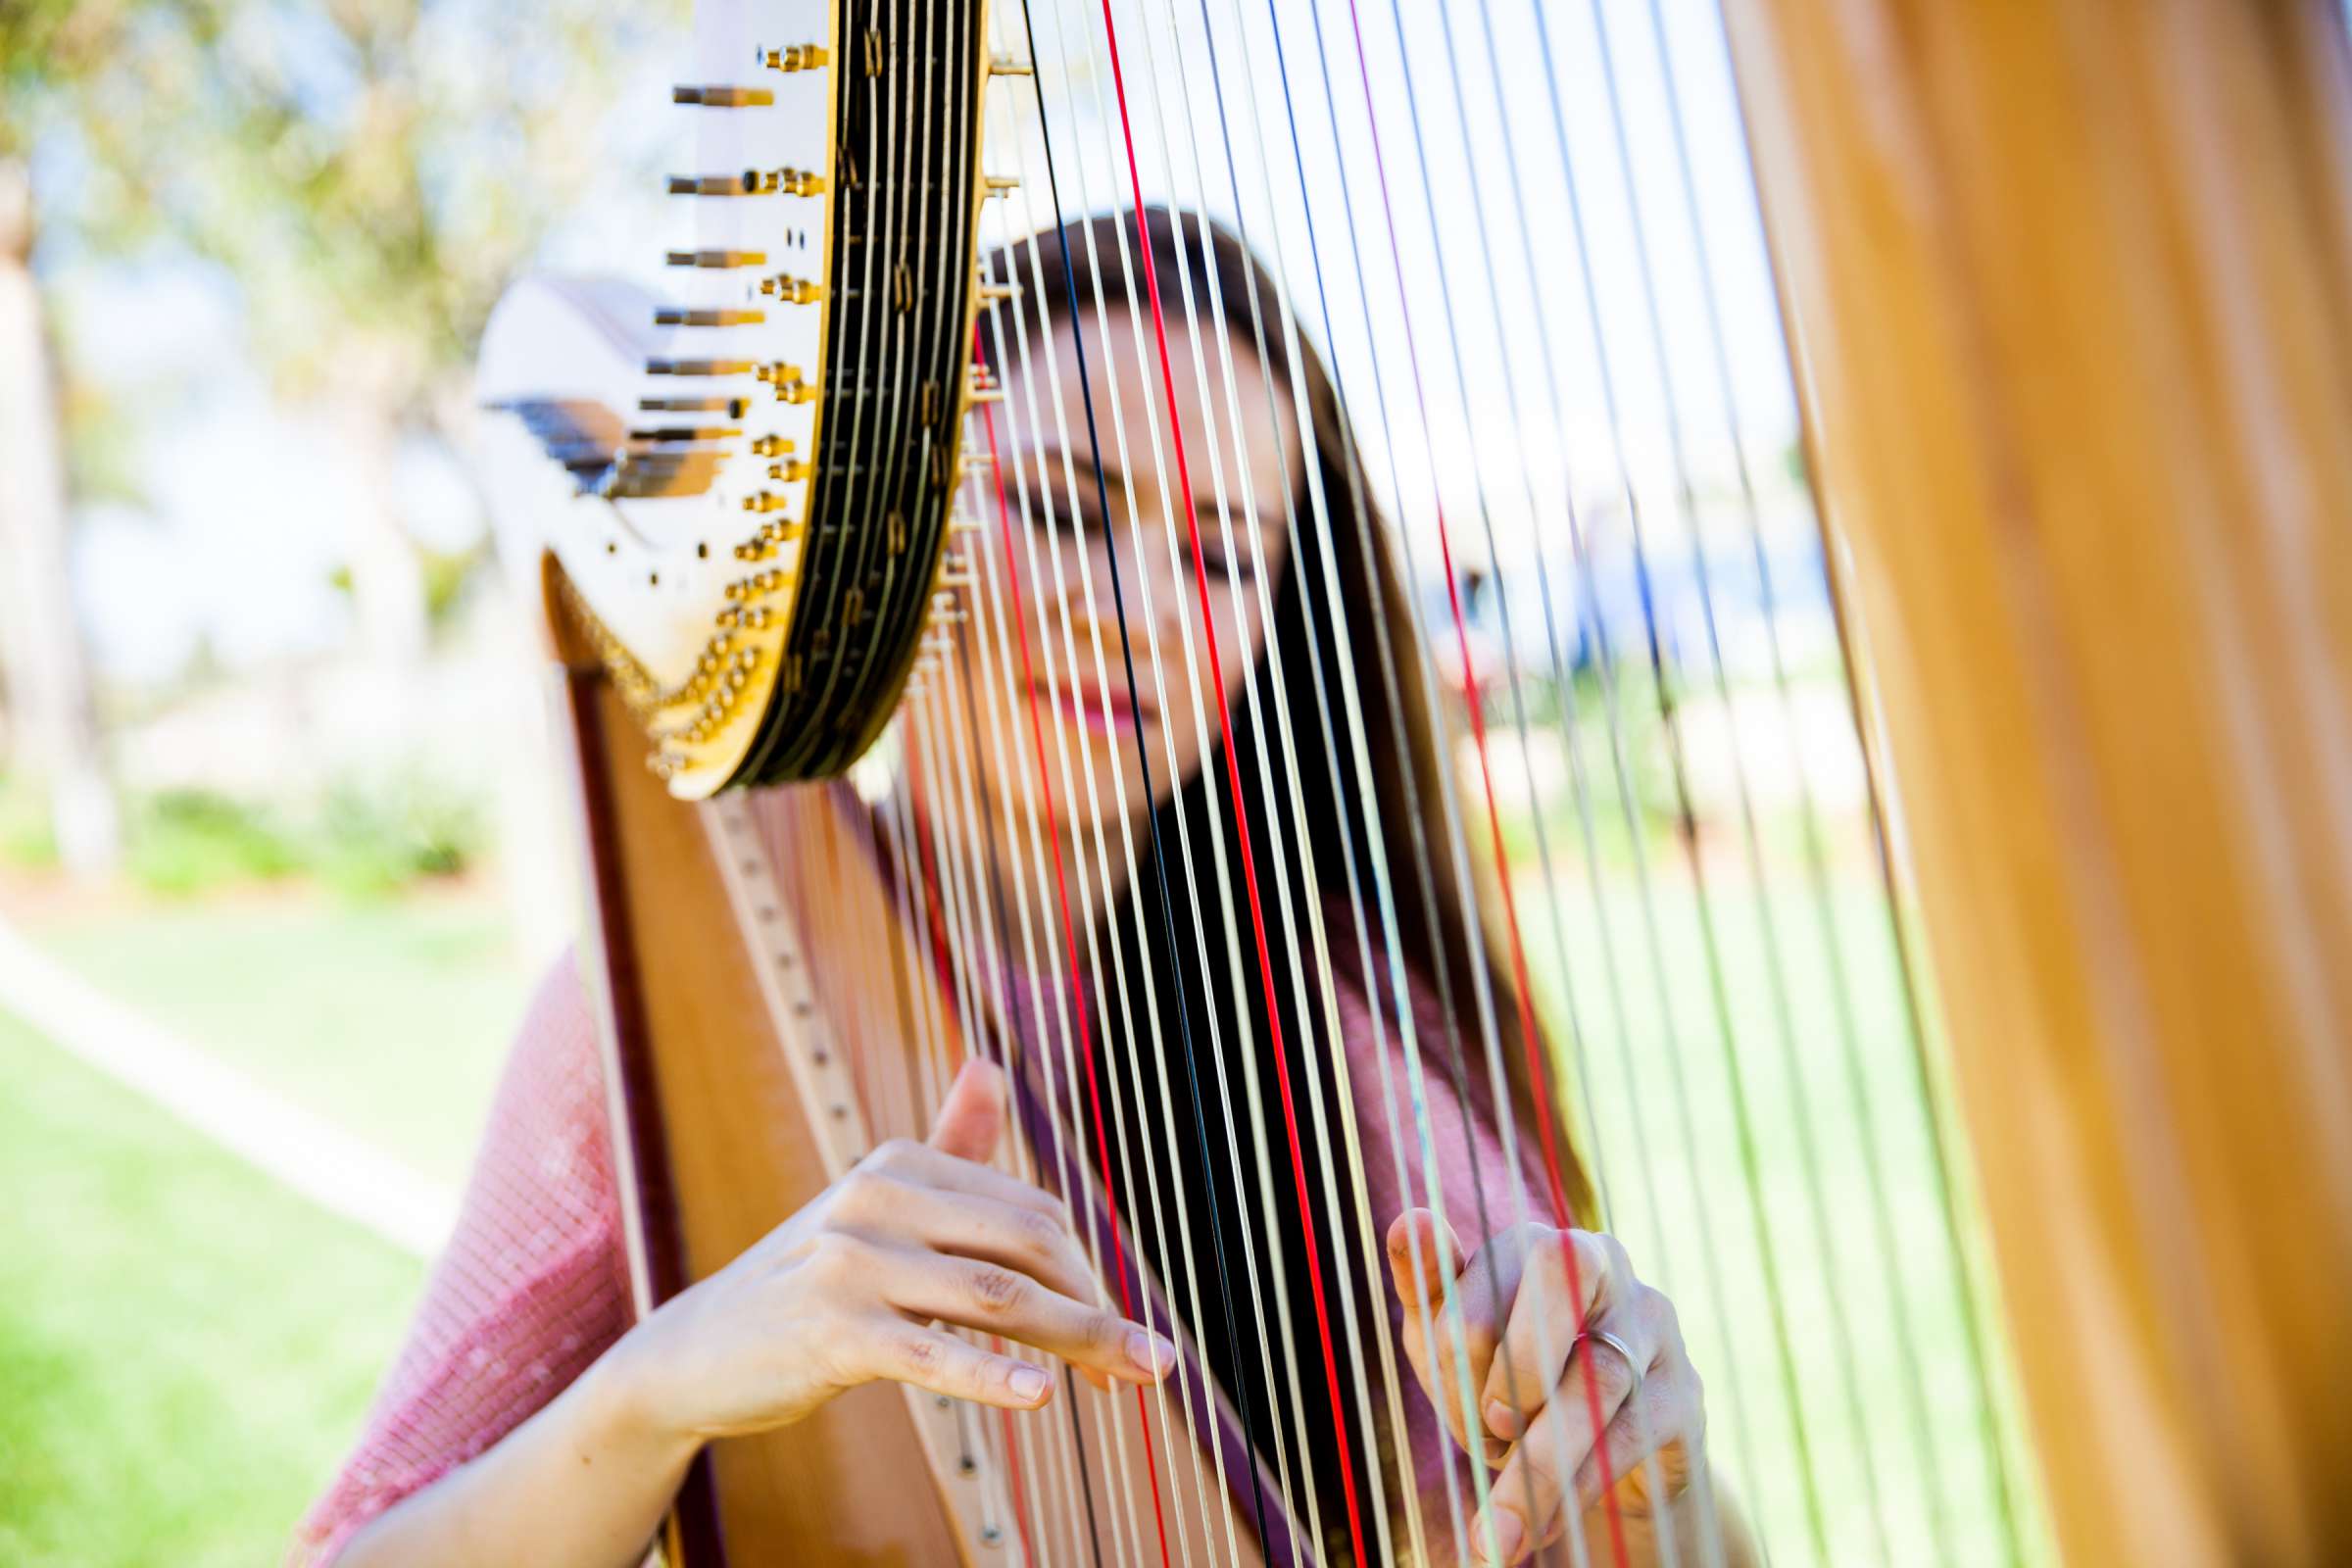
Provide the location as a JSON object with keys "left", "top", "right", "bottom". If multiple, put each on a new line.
{"left": 1118, "top": 10, "right": 1408, "bottom": 1561}
{"left": 1639, "top": 3, "right": 2023, "bottom": 1557}
{"left": 1180, "top": 0, "right": 1494, "bottom": 1560}
{"left": 1424, "top": 0, "right": 1771, "bottom": 1544}
{"left": 1468, "top": 0, "right": 1834, "bottom": 1555}
{"left": 975, "top": 226, "right": 1219, "bottom": 1568}
{"left": 1312, "top": 4, "right": 1710, "bottom": 1565}
{"left": 1031, "top": 0, "right": 1346, "bottom": 1553}
{"left": 952, "top": 426, "right": 1113, "bottom": 1565}
{"left": 978, "top": 46, "right": 1246, "bottom": 1559}
{"left": 1014, "top": 0, "right": 1324, "bottom": 1554}
{"left": 959, "top": 324, "right": 1160, "bottom": 1567}
{"left": 1255, "top": 0, "right": 1589, "bottom": 1560}
{"left": 1376, "top": 0, "right": 1792, "bottom": 1559}
{"left": 980, "top": 49, "right": 1250, "bottom": 1554}
{"left": 1571, "top": 2, "right": 1898, "bottom": 1558}
{"left": 1144, "top": 3, "right": 1464, "bottom": 1560}
{"left": 1413, "top": 1, "right": 1761, "bottom": 1556}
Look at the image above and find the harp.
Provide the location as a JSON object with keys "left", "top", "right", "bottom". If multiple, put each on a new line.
{"left": 473, "top": 0, "right": 2352, "bottom": 1563}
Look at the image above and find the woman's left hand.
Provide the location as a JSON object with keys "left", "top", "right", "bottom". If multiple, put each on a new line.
{"left": 1386, "top": 1206, "right": 1704, "bottom": 1565}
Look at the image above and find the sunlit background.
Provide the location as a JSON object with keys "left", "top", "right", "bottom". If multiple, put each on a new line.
{"left": 0, "top": 1, "right": 2046, "bottom": 1563}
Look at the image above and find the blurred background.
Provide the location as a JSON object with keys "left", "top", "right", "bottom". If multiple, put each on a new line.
{"left": 0, "top": 1, "right": 2036, "bottom": 1563}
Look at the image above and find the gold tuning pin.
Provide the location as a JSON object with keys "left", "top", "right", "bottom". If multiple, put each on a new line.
{"left": 965, "top": 368, "right": 1005, "bottom": 406}
{"left": 975, "top": 278, "right": 1021, "bottom": 302}
{"left": 669, "top": 168, "right": 823, "bottom": 198}
{"left": 757, "top": 273, "right": 823, "bottom": 305}
{"left": 981, "top": 174, "right": 1021, "bottom": 197}
{"left": 758, "top": 43, "right": 828, "bottom": 72}
{"left": 647, "top": 358, "right": 756, "bottom": 377}
{"left": 748, "top": 167, "right": 825, "bottom": 197}
{"left": 655, "top": 307, "right": 767, "bottom": 327}
{"left": 749, "top": 434, "right": 796, "bottom": 458}
{"left": 767, "top": 459, "right": 814, "bottom": 483}
{"left": 988, "top": 54, "right": 1035, "bottom": 76}
{"left": 666, "top": 249, "right": 767, "bottom": 270}
{"left": 741, "top": 492, "right": 791, "bottom": 514}
{"left": 673, "top": 85, "right": 775, "bottom": 107}
{"left": 755, "top": 363, "right": 821, "bottom": 405}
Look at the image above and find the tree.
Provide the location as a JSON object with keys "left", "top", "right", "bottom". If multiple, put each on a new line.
{"left": 0, "top": 0, "right": 676, "bottom": 884}
{"left": 0, "top": 158, "right": 119, "bottom": 873}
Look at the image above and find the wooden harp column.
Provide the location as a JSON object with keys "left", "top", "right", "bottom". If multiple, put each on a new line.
{"left": 1721, "top": 3, "right": 2352, "bottom": 1563}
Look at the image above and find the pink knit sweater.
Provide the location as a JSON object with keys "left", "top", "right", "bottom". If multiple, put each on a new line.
{"left": 293, "top": 894, "right": 1546, "bottom": 1565}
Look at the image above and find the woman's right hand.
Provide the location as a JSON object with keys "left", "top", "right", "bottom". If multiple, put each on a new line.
{"left": 606, "top": 1056, "right": 1176, "bottom": 1445}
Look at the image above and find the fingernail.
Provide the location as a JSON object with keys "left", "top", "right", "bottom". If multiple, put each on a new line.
{"left": 1007, "top": 1364, "right": 1050, "bottom": 1402}
{"left": 1478, "top": 1507, "right": 1526, "bottom": 1565}
{"left": 1126, "top": 1327, "right": 1177, "bottom": 1378}
{"left": 1482, "top": 1397, "right": 1525, "bottom": 1441}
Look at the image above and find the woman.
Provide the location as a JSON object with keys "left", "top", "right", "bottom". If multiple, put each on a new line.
{"left": 297, "top": 211, "right": 1744, "bottom": 1568}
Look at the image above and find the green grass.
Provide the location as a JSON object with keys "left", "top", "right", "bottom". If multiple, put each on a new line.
{"left": 0, "top": 1007, "right": 423, "bottom": 1567}
{"left": 23, "top": 894, "right": 529, "bottom": 1189}
{"left": 1518, "top": 863, "right": 2053, "bottom": 1568}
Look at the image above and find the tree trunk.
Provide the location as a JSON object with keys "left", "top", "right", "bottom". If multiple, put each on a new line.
{"left": 0, "top": 158, "right": 118, "bottom": 876}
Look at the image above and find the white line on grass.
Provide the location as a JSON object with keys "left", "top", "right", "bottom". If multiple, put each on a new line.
{"left": 0, "top": 916, "right": 454, "bottom": 1256}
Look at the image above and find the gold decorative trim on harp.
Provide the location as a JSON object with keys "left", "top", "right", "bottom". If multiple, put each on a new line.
{"left": 473, "top": 0, "right": 2352, "bottom": 1563}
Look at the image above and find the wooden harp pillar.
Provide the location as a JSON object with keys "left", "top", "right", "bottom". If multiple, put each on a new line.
{"left": 1720, "top": 2, "right": 2352, "bottom": 1563}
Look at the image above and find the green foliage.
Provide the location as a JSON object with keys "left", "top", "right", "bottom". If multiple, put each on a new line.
{"left": 0, "top": 770, "right": 62, "bottom": 869}
{"left": 311, "top": 772, "right": 483, "bottom": 898}
{"left": 113, "top": 776, "right": 484, "bottom": 897}
{"left": 122, "top": 787, "right": 303, "bottom": 893}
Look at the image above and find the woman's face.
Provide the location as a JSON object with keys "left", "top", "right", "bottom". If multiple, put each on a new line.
{"left": 959, "top": 308, "right": 1305, "bottom": 871}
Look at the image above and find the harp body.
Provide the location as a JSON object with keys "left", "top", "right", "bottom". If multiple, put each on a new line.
{"left": 477, "top": 0, "right": 2352, "bottom": 1563}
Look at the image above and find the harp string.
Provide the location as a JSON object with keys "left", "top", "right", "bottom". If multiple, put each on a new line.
{"left": 976, "top": 68, "right": 1236, "bottom": 1560}
{"left": 970, "top": 307, "right": 1158, "bottom": 1566}
{"left": 973, "top": 278, "right": 1166, "bottom": 1568}
{"left": 1085, "top": 2, "right": 1387, "bottom": 1555}
{"left": 1630, "top": 4, "right": 2023, "bottom": 1556}
{"left": 1241, "top": 2, "right": 1624, "bottom": 1563}
{"left": 1341, "top": 0, "right": 1732, "bottom": 1561}
{"left": 1135, "top": 7, "right": 1461, "bottom": 1561}
{"left": 1414, "top": 0, "right": 1770, "bottom": 1545}
{"left": 1043, "top": 8, "right": 1352, "bottom": 1558}
{"left": 1567, "top": 7, "right": 1907, "bottom": 1558}
{"left": 1431, "top": 0, "right": 1836, "bottom": 1556}
{"left": 1114, "top": 15, "right": 1413, "bottom": 1561}
{"left": 1011, "top": 0, "right": 1335, "bottom": 1552}
{"left": 967, "top": 329, "right": 1213, "bottom": 1568}
{"left": 959, "top": 166, "right": 1195, "bottom": 1560}
{"left": 956, "top": 380, "right": 1122, "bottom": 1567}
{"left": 1320, "top": 7, "right": 1691, "bottom": 1567}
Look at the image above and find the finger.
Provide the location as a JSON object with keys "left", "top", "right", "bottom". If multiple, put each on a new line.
{"left": 926, "top": 1057, "right": 1007, "bottom": 1163}
{"left": 860, "top": 1135, "right": 1065, "bottom": 1221}
{"left": 1384, "top": 1207, "right": 1469, "bottom": 1396}
{"left": 1479, "top": 1229, "right": 1622, "bottom": 1446}
{"left": 1474, "top": 1319, "right": 1651, "bottom": 1565}
{"left": 856, "top": 1323, "right": 1058, "bottom": 1411}
{"left": 1572, "top": 1374, "right": 1694, "bottom": 1517}
{"left": 883, "top": 1243, "right": 1177, "bottom": 1385}
{"left": 884, "top": 1189, "right": 1101, "bottom": 1316}
{"left": 1437, "top": 1224, "right": 1545, "bottom": 1461}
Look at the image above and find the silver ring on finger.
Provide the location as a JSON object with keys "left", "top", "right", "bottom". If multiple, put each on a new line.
{"left": 1580, "top": 1327, "right": 1643, "bottom": 1396}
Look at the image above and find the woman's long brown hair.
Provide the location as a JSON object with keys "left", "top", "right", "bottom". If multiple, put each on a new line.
{"left": 984, "top": 208, "right": 1594, "bottom": 1557}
